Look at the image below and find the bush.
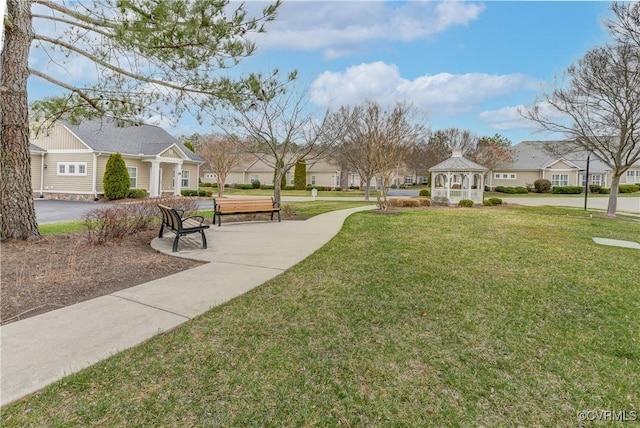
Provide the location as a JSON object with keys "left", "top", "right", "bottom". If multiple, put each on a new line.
{"left": 281, "top": 204, "right": 297, "bottom": 217}
{"left": 514, "top": 186, "right": 528, "bottom": 194}
{"left": 534, "top": 179, "right": 552, "bottom": 193}
{"left": 103, "top": 153, "right": 130, "bottom": 200}
{"left": 600, "top": 187, "right": 611, "bottom": 194}
{"left": 619, "top": 184, "right": 640, "bottom": 193}
{"left": 180, "top": 189, "right": 200, "bottom": 196}
{"left": 416, "top": 197, "right": 432, "bottom": 207}
{"left": 234, "top": 183, "right": 254, "bottom": 190}
{"left": 349, "top": 185, "right": 360, "bottom": 190}
{"left": 294, "top": 161, "right": 307, "bottom": 190}
{"left": 483, "top": 197, "right": 503, "bottom": 206}
{"left": 83, "top": 196, "right": 198, "bottom": 244}
{"left": 589, "top": 184, "right": 602, "bottom": 193}
{"left": 419, "top": 188, "right": 431, "bottom": 197}
{"left": 335, "top": 187, "right": 342, "bottom": 191}
{"left": 552, "top": 186, "right": 583, "bottom": 194}
{"left": 260, "top": 184, "right": 274, "bottom": 190}
{"left": 495, "top": 186, "right": 506, "bottom": 193}
{"left": 283, "top": 186, "right": 296, "bottom": 191}
{"left": 458, "top": 199, "right": 474, "bottom": 207}
{"left": 128, "top": 189, "right": 147, "bottom": 199}
{"left": 251, "top": 179, "right": 261, "bottom": 189}
{"left": 432, "top": 196, "right": 449, "bottom": 206}
{"left": 201, "top": 182, "right": 213, "bottom": 187}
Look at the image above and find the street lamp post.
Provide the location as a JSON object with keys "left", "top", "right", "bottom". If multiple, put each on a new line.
{"left": 584, "top": 151, "right": 591, "bottom": 211}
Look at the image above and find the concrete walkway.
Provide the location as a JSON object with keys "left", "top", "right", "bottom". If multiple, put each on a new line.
{"left": 0, "top": 205, "right": 375, "bottom": 407}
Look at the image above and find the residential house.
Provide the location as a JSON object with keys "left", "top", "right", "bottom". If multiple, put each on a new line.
{"left": 488, "top": 140, "right": 640, "bottom": 190}
{"left": 29, "top": 118, "right": 202, "bottom": 200}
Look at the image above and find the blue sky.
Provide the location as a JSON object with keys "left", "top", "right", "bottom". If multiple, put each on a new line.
{"left": 24, "top": 1, "right": 616, "bottom": 144}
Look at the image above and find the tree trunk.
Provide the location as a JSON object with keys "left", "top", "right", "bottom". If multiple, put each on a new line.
{"left": 1, "top": 0, "right": 40, "bottom": 241}
{"left": 273, "top": 169, "right": 283, "bottom": 205}
{"left": 607, "top": 174, "right": 622, "bottom": 217}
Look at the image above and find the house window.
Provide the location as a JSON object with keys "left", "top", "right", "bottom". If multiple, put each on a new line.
{"left": 404, "top": 175, "right": 413, "bottom": 185}
{"left": 56, "top": 162, "right": 87, "bottom": 176}
{"left": 552, "top": 174, "right": 569, "bottom": 186}
{"left": 494, "top": 172, "right": 516, "bottom": 180}
{"left": 181, "top": 170, "right": 190, "bottom": 188}
{"left": 627, "top": 170, "right": 640, "bottom": 183}
{"left": 592, "top": 175, "right": 601, "bottom": 185}
{"left": 311, "top": 175, "right": 316, "bottom": 185}
{"left": 250, "top": 174, "right": 259, "bottom": 182}
{"left": 127, "top": 167, "right": 137, "bottom": 188}
{"left": 205, "top": 173, "right": 216, "bottom": 180}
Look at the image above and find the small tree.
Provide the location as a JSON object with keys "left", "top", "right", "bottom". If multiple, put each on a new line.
{"left": 103, "top": 153, "right": 130, "bottom": 200}
{"left": 198, "top": 134, "right": 248, "bottom": 197}
{"left": 294, "top": 161, "right": 307, "bottom": 190}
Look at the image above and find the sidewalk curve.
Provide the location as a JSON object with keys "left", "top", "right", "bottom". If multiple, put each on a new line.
{"left": 0, "top": 205, "right": 376, "bottom": 407}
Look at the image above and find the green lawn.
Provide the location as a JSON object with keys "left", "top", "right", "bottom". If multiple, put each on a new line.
{"left": 3, "top": 207, "right": 639, "bottom": 426}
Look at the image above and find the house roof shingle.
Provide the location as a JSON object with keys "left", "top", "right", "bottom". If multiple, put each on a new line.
{"left": 430, "top": 152, "right": 488, "bottom": 172}
{"left": 64, "top": 118, "right": 202, "bottom": 162}
{"left": 509, "top": 141, "right": 612, "bottom": 173}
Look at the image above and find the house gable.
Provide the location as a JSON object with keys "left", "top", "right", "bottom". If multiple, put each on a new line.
{"left": 30, "top": 122, "right": 92, "bottom": 151}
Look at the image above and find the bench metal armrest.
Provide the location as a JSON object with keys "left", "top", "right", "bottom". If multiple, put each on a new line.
{"left": 184, "top": 215, "right": 205, "bottom": 225}
{"left": 175, "top": 208, "right": 185, "bottom": 216}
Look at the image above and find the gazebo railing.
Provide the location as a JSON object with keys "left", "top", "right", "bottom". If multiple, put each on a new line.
{"left": 432, "top": 188, "right": 483, "bottom": 204}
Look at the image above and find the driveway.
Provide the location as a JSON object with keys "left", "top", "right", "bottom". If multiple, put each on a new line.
{"left": 34, "top": 199, "right": 114, "bottom": 224}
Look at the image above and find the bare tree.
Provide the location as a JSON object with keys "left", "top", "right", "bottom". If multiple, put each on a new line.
{"left": 468, "top": 133, "right": 515, "bottom": 173}
{"left": 197, "top": 134, "right": 249, "bottom": 197}
{"left": 1, "top": 0, "right": 280, "bottom": 240}
{"left": 370, "top": 102, "right": 428, "bottom": 211}
{"left": 326, "top": 104, "right": 378, "bottom": 201}
{"left": 523, "top": 40, "right": 640, "bottom": 216}
{"left": 327, "top": 101, "right": 427, "bottom": 207}
{"left": 217, "top": 75, "right": 332, "bottom": 205}
{"left": 607, "top": 2, "right": 640, "bottom": 48}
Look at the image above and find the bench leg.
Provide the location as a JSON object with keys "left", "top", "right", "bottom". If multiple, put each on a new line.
{"left": 277, "top": 211, "right": 281, "bottom": 222}
{"left": 158, "top": 223, "right": 165, "bottom": 238}
{"left": 200, "top": 230, "right": 208, "bottom": 249}
{"left": 172, "top": 234, "right": 180, "bottom": 252}
{"left": 217, "top": 214, "right": 222, "bottom": 227}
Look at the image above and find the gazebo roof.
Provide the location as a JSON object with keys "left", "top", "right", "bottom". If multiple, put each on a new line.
{"left": 429, "top": 151, "right": 488, "bottom": 172}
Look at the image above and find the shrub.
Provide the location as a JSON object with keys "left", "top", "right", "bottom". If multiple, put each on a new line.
{"left": 283, "top": 185, "right": 296, "bottom": 191}
{"left": 180, "top": 189, "right": 200, "bottom": 196}
{"left": 619, "top": 184, "right": 640, "bottom": 193}
{"left": 128, "top": 189, "right": 147, "bottom": 199}
{"left": 483, "top": 197, "right": 503, "bottom": 206}
{"left": 495, "top": 186, "right": 506, "bottom": 193}
{"left": 103, "top": 152, "right": 130, "bottom": 200}
{"left": 552, "top": 186, "right": 583, "bottom": 194}
{"left": 534, "top": 179, "right": 552, "bottom": 193}
{"left": 389, "top": 198, "right": 404, "bottom": 207}
{"left": 402, "top": 199, "right": 420, "bottom": 208}
{"left": 416, "top": 197, "right": 432, "bottom": 207}
{"left": 294, "top": 161, "right": 307, "bottom": 190}
{"left": 589, "top": 184, "right": 602, "bottom": 194}
{"left": 419, "top": 188, "right": 431, "bottom": 197}
{"left": 234, "top": 183, "right": 254, "bottom": 190}
{"left": 349, "top": 185, "right": 360, "bottom": 190}
{"left": 250, "top": 179, "right": 261, "bottom": 189}
{"left": 432, "top": 196, "right": 449, "bottom": 206}
{"left": 600, "top": 187, "right": 611, "bottom": 194}
{"left": 458, "top": 199, "right": 474, "bottom": 207}
{"left": 514, "top": 186, "right": 528, "bottom": 194}
{"left": 335, "top": 187, "right": 342, "bottom": 191}
{"left": 201, "top": 182, "right": 213, "bottom": 187}
{"left": 83, "top": 196, "right": 198, "bottom": 244}
{"left": 281, "top": 204, "right": 297, "bottom": 217}
{"left": 260, "top": 184, "right": 274, "bottom": 190}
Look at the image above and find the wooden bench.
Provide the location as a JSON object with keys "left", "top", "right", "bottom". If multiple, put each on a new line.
{"left": 157, "top": 204, "right": 210, "bottom": 252}
{"left": 213, "top": 196, "right": 281, "bottom": 227}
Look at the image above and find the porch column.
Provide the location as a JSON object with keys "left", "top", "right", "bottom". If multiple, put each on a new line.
{"left": 173, "top": 163, "right": 182, "bottom": 196}
{"left": 149, "top": 160, "right": 160, "bottom": 197}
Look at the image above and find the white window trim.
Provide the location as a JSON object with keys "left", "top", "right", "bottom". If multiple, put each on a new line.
{"left": 57, "top": 162, "right": 87, "bottom": 176}
{"left": 494, "top": 172, "right": 516, "bottom": 180}
{"left": 181, "top": 170, "right": 190, "bottom": 188}
{"left": 127, "top": 166, "right": 138, "bottom": 188}
{"left": 551, "top": 174, "right": 569, "bottom": 186}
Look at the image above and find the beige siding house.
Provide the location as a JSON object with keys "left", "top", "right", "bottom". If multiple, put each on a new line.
{"left": 488, "top": 140, "right": 640, "bottom": 189}
{"left": 30, "top": 118, "right": 202, "bottom": 200}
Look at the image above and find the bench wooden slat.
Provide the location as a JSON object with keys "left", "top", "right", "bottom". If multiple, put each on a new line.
{"left": 158, "top": 204, "right": 210, "bottom": 252}
{"left": 213, "top": 197, "right": 281, "bottom": 226}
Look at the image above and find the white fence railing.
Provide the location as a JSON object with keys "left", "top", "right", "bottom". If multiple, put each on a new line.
{"left": 432, "top": 188, "right": 483, "bottom": 204}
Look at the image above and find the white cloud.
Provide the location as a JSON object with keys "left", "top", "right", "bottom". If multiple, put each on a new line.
{"left": 252, "top": 1, "right": 485, "bottom": 59}
{"left": 310, "top": 61, "right": 539, "bottom": 116}
{"left": 478, "top": 102, "right": 568, "bottom": 131}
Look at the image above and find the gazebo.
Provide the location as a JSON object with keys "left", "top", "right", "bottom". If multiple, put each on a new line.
{"left": 429, "top": 151, "right": 488, "bottom": 204}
